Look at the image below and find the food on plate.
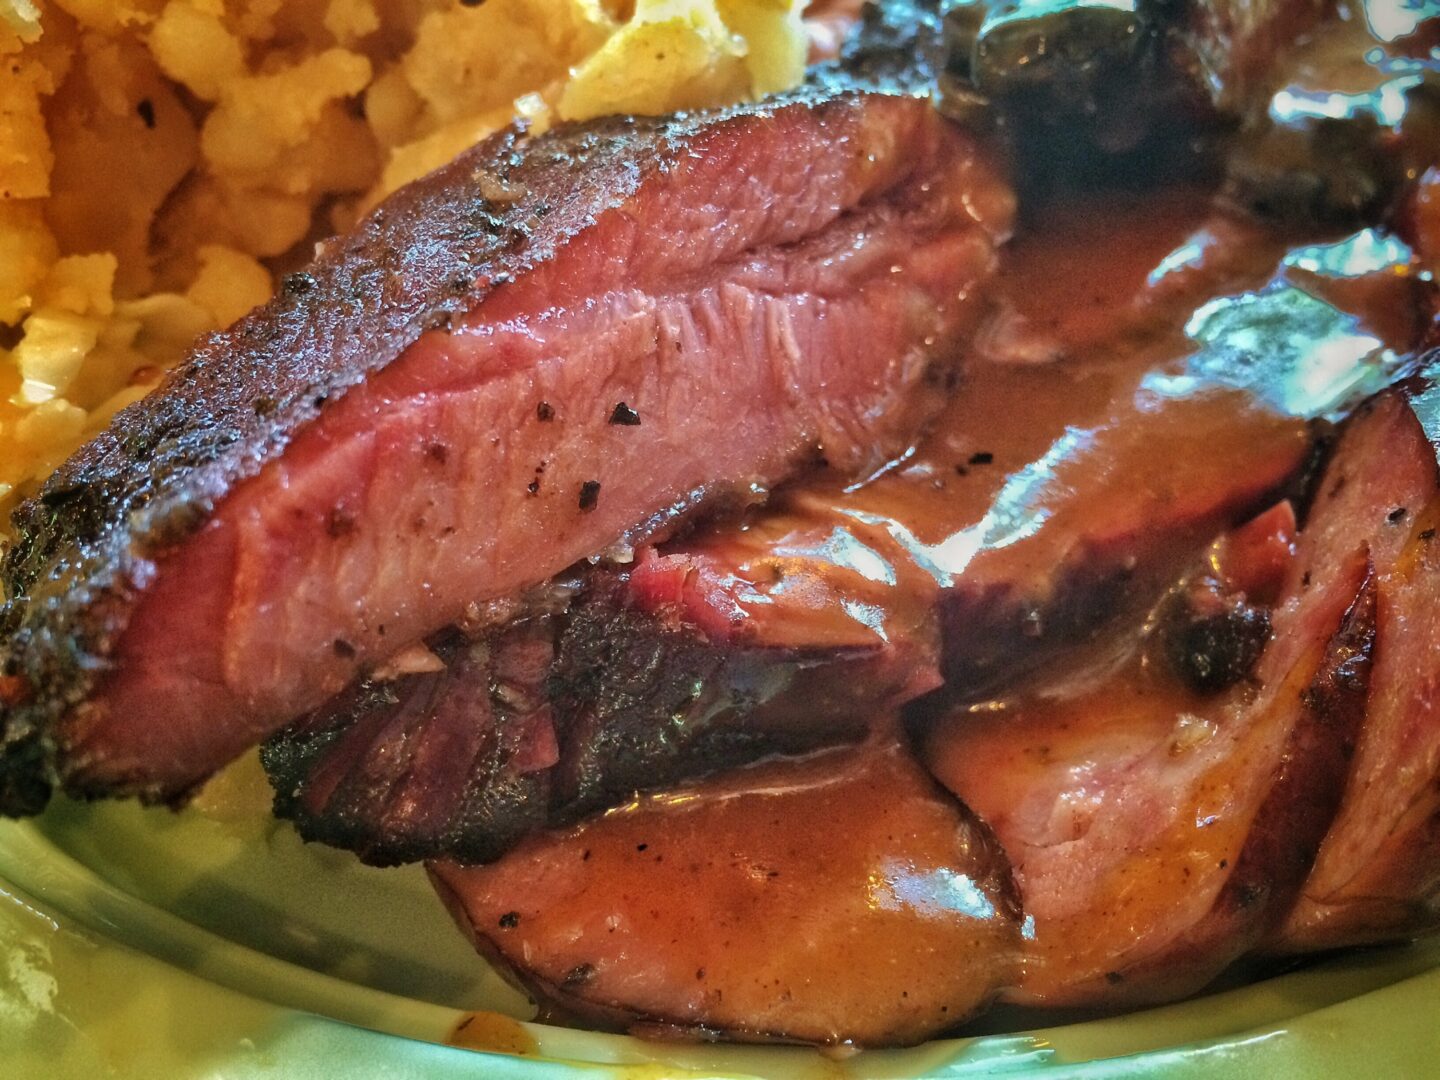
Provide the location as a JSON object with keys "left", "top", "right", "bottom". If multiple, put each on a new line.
{"left": 432, "top": 739, "right": 1024, "bottom": 1045}
{"left": 923, "top": 438, "right": 1378, "bottom": 1005}
{"left": 0, "top": 9, "right": 1010, "bottom": 814}
{"left": 3, "top": 0, "right": 1440, "bottom": 1055}
{"left": 928, "top": 363, "right": 1440, "bottom": 1003}
{"left": 260, "top": 235, "right": 1336, "bottom": 867}
{"left": 1275, "top": 369, "right": 1440, "bottom": 951}
{"left": 260, "top": 174, "right": 1422, "bottom": 871}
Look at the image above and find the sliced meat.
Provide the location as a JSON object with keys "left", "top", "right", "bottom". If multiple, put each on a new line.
{"left": 429, "top": 740, "right": 1023, "bottom": 1047}
{"left": 0, "top": 9, "right": 1014, "bottom": 816}
{"left": 264, "top": 198, "right": 1420, "bottom": 868}
{"left": 263, "top": 579, "right": 901, "bottom": 867}
{"left": 1276, "top": 366, "right": 1440, "bottom": 950}
{"left": 924, "top": 396, "right": 1405, "bottom": 1005}
{"left": 644, "top": 383, "right": 1313, "bottom": 698}
{"left": 545, "top": 580, "right": 908, "bottom": 820}
{"left": 632, "top": 217, "right": 1421, "bottom": 696}
{"left": 263, "top": 378, "right": 1313, "bottom": 867}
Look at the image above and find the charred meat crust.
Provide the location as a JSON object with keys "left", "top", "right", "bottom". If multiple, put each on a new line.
{"left": 262, "top": 580, "right": 882, "bottom": 867}
{"left": 264, "top": 623, "right": 556, "bottom": 867}
{"left": 0, "top": 3, "right": 970, "bottom": 816}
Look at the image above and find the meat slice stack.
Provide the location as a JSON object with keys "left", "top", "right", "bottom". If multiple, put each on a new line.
{"left": 428, "top": 360, "right": 1440, "bottom": 1045}
{"left": 261, "top": 343, "right": 1317, "bottom": 865}
{"left": 926, "top": 359, "right": 1440, "bottom": 1005}
{"left": 266, "top": 209, "right": 1429, "bottom": 868}
{"left": 0, "top": 3, "right": 1012, "bottom": 815}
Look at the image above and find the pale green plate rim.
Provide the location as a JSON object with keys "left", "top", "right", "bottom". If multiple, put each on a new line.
{"left": 2, "top": 794, "right": 1438, "bottom": 1079}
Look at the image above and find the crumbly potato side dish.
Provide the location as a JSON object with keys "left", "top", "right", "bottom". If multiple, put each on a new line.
{"left": 0, "top": 0, "right": 806, "bottom": 542}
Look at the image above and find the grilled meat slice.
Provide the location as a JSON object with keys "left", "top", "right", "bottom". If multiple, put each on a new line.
{"left": 429, "top": 740, "right": 1024, "bottom": 1047}
{"left": 263, "top": 621, "right": 559, "bottom": 867}
{"left": 265, "top": 203, "right": 1429, "bottom": 870}
{"left": 1276, "top": 363, "right": 1440, "bottom": 950}
{"left": 924, "top": 386, "right": 1426, "bottom": 1006}
{"left": 262, "top": 582, "right": 895, "bottom": 867}
{"left": 0, "top": 10, "right": 1013, "bottom": 815}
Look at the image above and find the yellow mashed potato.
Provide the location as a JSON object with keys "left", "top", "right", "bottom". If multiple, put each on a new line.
{"left": 0, "top": 0, "right": 807, "bottom": 542}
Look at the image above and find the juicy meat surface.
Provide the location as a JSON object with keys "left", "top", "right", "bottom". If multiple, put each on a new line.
{"left": 261, "top": 375, "right": 1312, "bottom": 868}
{"left": 0, "top": 21, "right": 1012, "bottom": 814}
{"left": 924, "top": 382, "right": 1440, "bottom": 1006}
{"left": 1276, "top": 367, "right": 1440, "bottom": 950}
{"left": 430, "top": 740, "right": 1023, "bottom": 1047}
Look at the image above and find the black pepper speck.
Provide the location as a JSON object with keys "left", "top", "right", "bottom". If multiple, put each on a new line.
{"left": 609, "top": 402, "right": 641, "bottom": 426}
{"left": 562, "top": 963, "right": 596, "bottom": 989}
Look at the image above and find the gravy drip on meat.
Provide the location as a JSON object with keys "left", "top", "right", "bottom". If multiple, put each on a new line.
{"left": 641, "top": 189, "right": 1415, "bottom": 687}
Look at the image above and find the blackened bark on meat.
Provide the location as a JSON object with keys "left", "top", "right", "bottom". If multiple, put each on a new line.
{"left": 1158, "top": 581, "right": 1273, "bottom": 693}
{"left": 263, "top": 623, "right": 557, "bottom": 867}
{"left": 546, "top": 587, "right": 876, "bottom": 820}
{"left": 263, "top": 581, "right": 883, "bottom": 867}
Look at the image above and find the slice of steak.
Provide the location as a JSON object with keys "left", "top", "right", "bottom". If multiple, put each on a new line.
{"left": 924, "top": 384, "right": 1430, "bottom": 1007}
{"left": 1275, "top": 362, "right": 1440, "bottom": 950}
{"left": 262, "top": 581, "right": 903, "bottom": 867}
{"left": 0, "top": 4, "right": 1014, "bottom": 815}
{"left": 429, "top": 740, "right": 1024, "bottom": 1048}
